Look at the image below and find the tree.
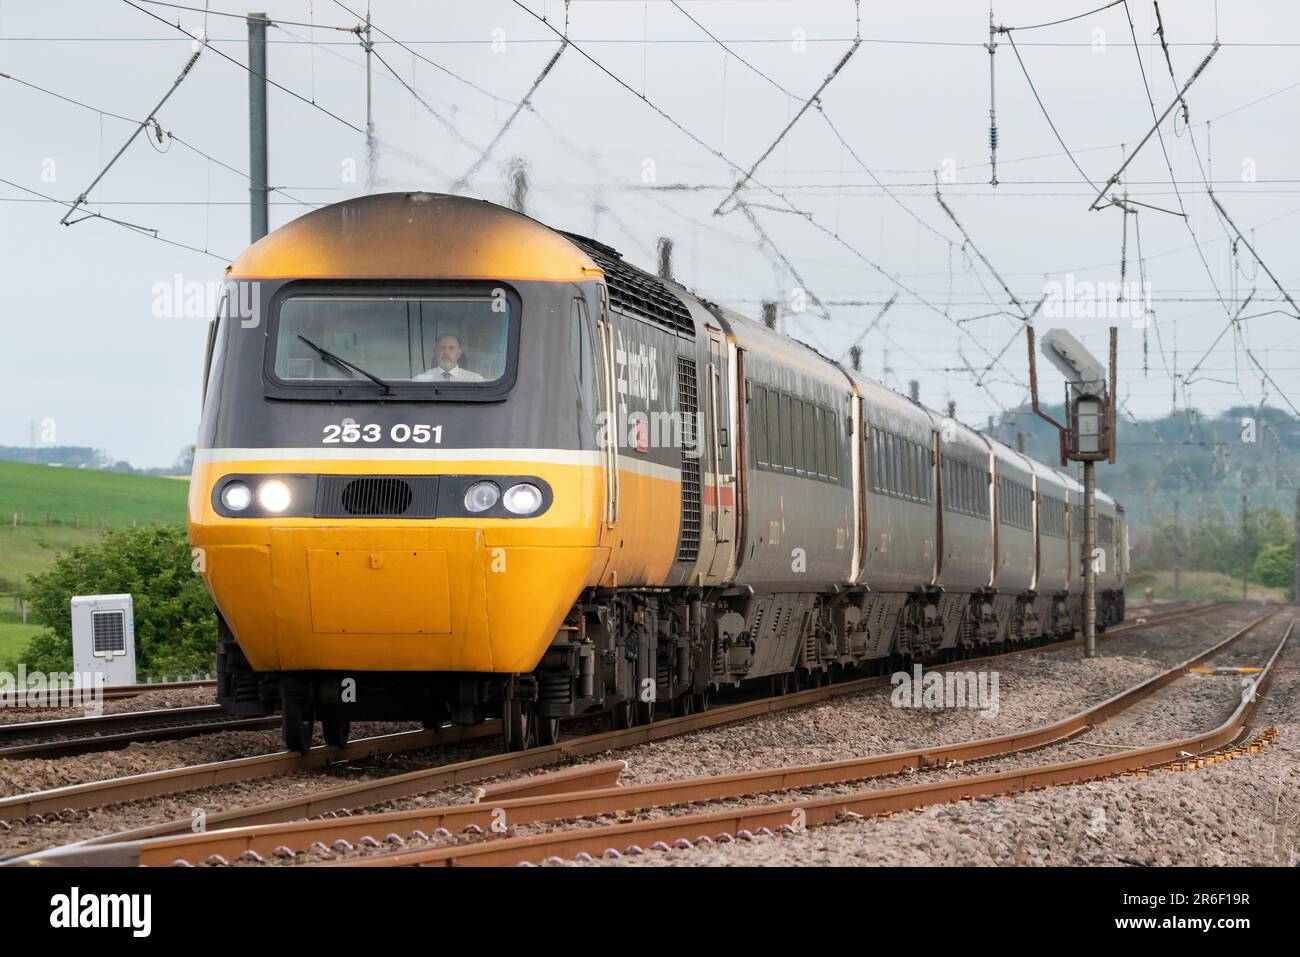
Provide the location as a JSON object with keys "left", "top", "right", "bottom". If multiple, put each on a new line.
{"left": 22, "top": 524, "right": 216, "bottom": 677}
{"left": 1252, "top": 542, "right": 1296, "bottom": 599}
{"left": 174, "top": 444, "right": 196, "bottom": 474}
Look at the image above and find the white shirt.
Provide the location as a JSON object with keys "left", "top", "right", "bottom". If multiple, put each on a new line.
{"left": 414, "top": 365, "right": 484, "bottom": 382}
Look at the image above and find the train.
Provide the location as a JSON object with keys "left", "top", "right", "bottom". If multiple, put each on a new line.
{"left": 188, "top": 192, "right": 1128, "bottom": 753}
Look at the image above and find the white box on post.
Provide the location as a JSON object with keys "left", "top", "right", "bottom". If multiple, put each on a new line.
{"left": 71, "top": 594, "right": 137, "bottom": 687}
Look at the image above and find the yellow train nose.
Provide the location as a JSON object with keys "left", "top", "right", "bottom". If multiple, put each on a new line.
{"left": 202, "top": 526, "right": 604, "bottom": 674}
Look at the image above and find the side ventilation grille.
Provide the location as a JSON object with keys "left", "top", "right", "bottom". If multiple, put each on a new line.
{"left": 316, "top": 476, "right": 438, "bottom": 518}
{"left": 561, "top": 232, "right": 695, "bottom": 336}
{"left": 676, "top": 355, "right": 701, "bottom": 562}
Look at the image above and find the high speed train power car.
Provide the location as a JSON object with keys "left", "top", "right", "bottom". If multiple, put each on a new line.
{"left": 189, "top": 192, "right": 1128, "bottom": 753}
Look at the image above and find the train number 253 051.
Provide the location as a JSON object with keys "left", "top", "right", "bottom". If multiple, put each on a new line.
{"left": 322, "top": 423, "right": 443, "bottom": 444}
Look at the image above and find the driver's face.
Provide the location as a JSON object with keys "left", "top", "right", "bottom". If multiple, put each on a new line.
{"left": 436, "top": 337, "right": 463, "bottom": 369}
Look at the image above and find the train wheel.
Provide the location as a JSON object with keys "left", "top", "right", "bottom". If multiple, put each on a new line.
{"left": 635, "top": 699, "right": 656, "bottom": 726}
{"left": 282, "top": 694, "right": 313, "bottom": 755}
{"left": 611, "top": 698, "right": 635, "bottom": 731}
{"left": 321, "top": 710, "right": 350, "bottom": 749}
{"left": 536, "top": 714, "right": 560, "bottom": 747}
{"left": 502, "top": 699, "right": 534, "bottom": 752}
{"left": 692, "top": 688, "right": 710, "bottom": 713}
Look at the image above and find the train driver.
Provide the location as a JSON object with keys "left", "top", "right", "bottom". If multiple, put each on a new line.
{"left": 414, "top": 333, "right": 484, "bottom": 381}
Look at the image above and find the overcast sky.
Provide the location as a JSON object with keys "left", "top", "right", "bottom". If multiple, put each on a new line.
{"left": 3, "top": 0, "right": 1298, "bottom": 467}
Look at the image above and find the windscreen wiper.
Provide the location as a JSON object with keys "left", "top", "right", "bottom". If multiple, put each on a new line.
{"left": 296, "top": 335, "right": 395, "bottom": 395}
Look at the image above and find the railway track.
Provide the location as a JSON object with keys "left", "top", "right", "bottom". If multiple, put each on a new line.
{"left": 325, "top": 612, "right": 1294, "bottom": 868}
{"left": 3, "top": 598, "right": 1217, "bottom": 833}
{"left": 6, "top": 602, "right": 1275, "bottom": 866}
{"left": 5, "top": 678, "right": 216, "bottom": 711}
{"left": 0, "top": 706, "right": 278, "bottom": 760}
{"left": 0, "top": 599, "right": 1234, "bottom": 846}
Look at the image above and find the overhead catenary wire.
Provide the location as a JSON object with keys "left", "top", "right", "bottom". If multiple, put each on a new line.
{"left": 711, "top": 38, "right": 862, "bottom": 216}
{"left": 331, "top": 0, "right": 517, "bottom": 107}
{"left": 934, "top": 188, "right": 1029, "bottom": 321}
{"left": 10, "top": 2, "right": 1295, "bottom": 432}
{"left": 0, "top": 175, "right": 229, "bottom": 261}
{"left": 506, "top": 6, "right": 1033, "bottom": 395}
{"left": 664, "top": 0, "right": 957, "bottom": 246}
{"left": 59, "top": 43, "right": 205, "bottom": 226}
{"left": 450, "top": 40, "right": 569, "bottom": 194}
{"left": 137, "top": 0, "right": 356, "bottom": 33}
{"left": 0, "top": 69, "right": 319, "bottom": 209}
{"left": 122, "top": 0, "right": 366, "bottom": 135}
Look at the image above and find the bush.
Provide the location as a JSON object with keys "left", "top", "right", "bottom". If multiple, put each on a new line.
{"left": 22, "top": 524, "right": 216, "bottom": 678}
{"left": 1252, "top": 542, "right": 1296, "bottom": 599}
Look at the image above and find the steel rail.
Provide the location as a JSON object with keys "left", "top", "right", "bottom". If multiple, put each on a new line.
{"left": 331, "top": 617, "right": 1293, "bottom": 867}
{"left": 0, "top": 706, "right": 280, "bottom": 760}
{"left": 6, "top": 678, "right": 216, "bottom": 710}
{"left": 0, "top": 722, "right": 500, "bottom": 821}
{"left": 0, "top": 705, "right": 229, "bottom": 744}
{"left": 0, "top": 717, "right": 281, "bottom": 760}
{"left": 18, "top": 607, "right": 1274, "bottom": 866}
{"left": 0, "top": 599, "right": 1231, "bottom": 834}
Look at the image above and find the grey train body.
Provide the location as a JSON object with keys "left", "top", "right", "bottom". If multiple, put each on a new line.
{"left": 605, "top": 249, "right": 1129, "bottom": 691}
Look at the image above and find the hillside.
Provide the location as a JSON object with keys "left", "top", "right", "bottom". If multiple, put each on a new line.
{"left": 0, "top": 461, "right": 190, "bottom": 592}
{"left": 984, "top": 404, "right": 1300, "bottom": 540}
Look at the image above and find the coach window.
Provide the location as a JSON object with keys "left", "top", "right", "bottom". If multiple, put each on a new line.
{"left": 869, "top": 429, "right": 880, "bottom": 491}
{"left": 785, "top": 397, "right": 795, "bottom": 473}
{"left": 878, "top": 431, "right": 889, "bottom": 493}
{"left": 800, "top": 403, "right": 811, "bottom": 478}
{"left": 890, "top": 434, "right": 901, "bottom": 494}
{"left": 912, "top": 443, "right": 923, "bottom": 502}
{"left": 909, "top": 442, "right": 920, "bottom": 501}
{"left": 811, "top": 405, "right": 821, "bottom": 475}
{"left": 767, "top": 388, "right": 781, "bottom": 470}
{"left": 883, "top": 432, "right": 896, "bottom": 494}
{"left": 780, "top": 393, "right": 794, "bottom": 473}
{"left": 828, "top": 412, "right": 839, "bottom": 481}
{"left": 873, "top": 429, "right": 883, "bottom": 494}
{"left": 754, "top": 384, "right": 769, "bottom": 468}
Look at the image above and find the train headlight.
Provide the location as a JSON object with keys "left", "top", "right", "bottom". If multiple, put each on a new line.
{"left": 502, "top": 483, "right": 544, "bottom": 516}
{"left": 257, "top": 479, "right": 292, "bottom": 513}
{"left": 464, "top": 481, "right": 500, "bottom": 513}
{"left": 220, "top": 481, "right": 253, "bottom": 512}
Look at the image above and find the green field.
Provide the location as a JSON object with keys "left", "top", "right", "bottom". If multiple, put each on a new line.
{"left": 0, "top": 460, "right": 189, "bottom": 527}
{"left": 0, "top": 608, "right": 42, "bottom": 669}
{"left": 1127, "top": 569, "right": 1289, "bottom": 602}
{"left": 0, "top": 460, "right": 189, "bottom": 592}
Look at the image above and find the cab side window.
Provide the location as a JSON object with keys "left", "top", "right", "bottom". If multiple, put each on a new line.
{"left": 571, "top": 298, "right": 596, "bottom": 416}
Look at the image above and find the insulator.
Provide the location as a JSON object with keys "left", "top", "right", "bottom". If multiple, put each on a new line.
{"left": 989, "top": 123, "right": 999, "bottom": 152}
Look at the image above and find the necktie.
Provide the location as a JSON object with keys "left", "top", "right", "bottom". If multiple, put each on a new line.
{"left": 442, "top": 370, "right": 453, "bottom": 379}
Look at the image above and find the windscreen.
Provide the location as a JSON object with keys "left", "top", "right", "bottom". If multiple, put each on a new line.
{"left": 272, "top": 294, "right": 510, "bottom": 387}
